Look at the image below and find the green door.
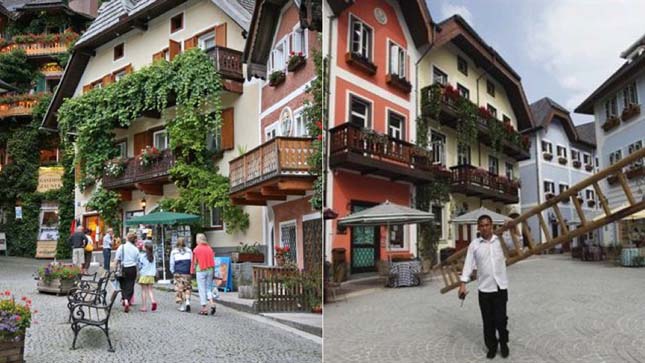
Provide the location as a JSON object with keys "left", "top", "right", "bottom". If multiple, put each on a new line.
{"left": 350, "top": 203, "right": 379, "bottom": 273}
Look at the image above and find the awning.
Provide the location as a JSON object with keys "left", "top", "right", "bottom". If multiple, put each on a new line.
{"left": 337, "top": 200, "right": 433, "bottom": 226}
{"left": 124, "top": 211, "right": 201, "bottom": 226}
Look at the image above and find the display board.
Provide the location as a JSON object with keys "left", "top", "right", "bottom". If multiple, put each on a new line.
{"left": 214, "top": 256, "right": 232, "bottom": 292}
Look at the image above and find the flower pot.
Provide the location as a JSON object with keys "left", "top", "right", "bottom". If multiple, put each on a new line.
{"left": 37, "top": 278, "right": 76, "bottom": 295}
{"left": 585, "top": 164, "right": 593, "bottom": 172}
{"left": 558, "top": 157, "right": 568, "bottom": 165}
{"left": 268, "top": 71, "right": 285, "bottom": 87}
{"left": 287, "top": 55, "right": 306, "bottom": 72}
{"left": 237, "top": 253, "right": 264, "bottom": 263}
{"left": 621, "top": 103, "right": 640, "bottom": 122}
{"left": 601, "top": 116, "right": 620, "bottom": 132}
{"left": 385, "top": 73, "right": 412, "bottom": 93}
{"left": 0, "top": 334, "right": 25, "bottom": 363}
{"left": 543, "top": 152, "right": 553, "bottom": 161}
{"left": 573, "top": 160, "right": 581, "bottom": 168}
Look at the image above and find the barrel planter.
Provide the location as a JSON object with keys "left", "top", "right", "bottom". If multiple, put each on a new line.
{"left": 37, "top": 278, "right": 76, "bottom": 295}
{"left": 0, "top": 335, "right": 25, "bottom": 363}
{"left": 621, "top": 247, "right": 641, "bottom": 267}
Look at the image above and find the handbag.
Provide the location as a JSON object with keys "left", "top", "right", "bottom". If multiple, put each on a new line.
{"left": 114, "top": 245, "right": 124, "bottom": 278}
{"left": 84, "top": 241, "right": 94, "bottom": 252}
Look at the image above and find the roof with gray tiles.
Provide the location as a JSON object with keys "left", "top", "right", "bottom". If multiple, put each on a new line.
{"left": 76, "top": 0, "right": 253, "bottom": 47}
{"left": 575, "top": 122, "right": 596, "bottom": 147}
{"left": 529, "top": 97, "right": 570, "bottom": 127}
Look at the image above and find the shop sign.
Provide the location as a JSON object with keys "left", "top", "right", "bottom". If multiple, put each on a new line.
{"left": 37, "top": 166, "right": 64, "bottom": 193}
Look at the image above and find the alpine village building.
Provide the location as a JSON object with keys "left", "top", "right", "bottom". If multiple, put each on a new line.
{"left": 575, "top": 33, "right": 645, "bottom": 246}
{"left": 324, "top": 0, "right": 534, "bottom": 279}
{"left": 0, "top": 0, "right": 95, "bottom": 257}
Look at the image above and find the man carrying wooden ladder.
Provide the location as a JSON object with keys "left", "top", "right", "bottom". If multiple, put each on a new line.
{"left": 458, "top": 215, "right": 510, "bottom": 360}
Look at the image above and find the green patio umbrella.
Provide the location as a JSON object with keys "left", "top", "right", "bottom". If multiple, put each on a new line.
{"left": 125, "top": 211, "right": 200, "bottom": 282}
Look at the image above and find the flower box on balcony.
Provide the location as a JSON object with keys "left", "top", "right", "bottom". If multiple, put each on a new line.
{"left": 621, "top": 103, "right": 640, "bottom": 122}
{"left": 626, "top": 164, "right": 645, "bottom": 179}
{"left": 587, "top": 200, "right": 596, "bottom": 208}
{"left": 558, "top": 157, "right": 567, "bottom": 165}
{"left": 585, "top": 164, "right": 593, "bottom": 172}
{"left": 601, "top": 116, "right": 620, "bottom": 132}
{"left": 386, "top": 73, "right": 412, "bottom": 93}
{"left": 268, "top": 70, "right": 285, "bottom": 87}
{"left": 543, "top": 152, "right": 553, "bottom": 161}
{"left": 345, "top": 52, "right": 377, "bottom": 75}
{"left": 287, "top": 52, "right": 306, "bottom": 72}
{"left": 573, "top": 160, "right": 582, "bottom": 168}
{"left": 545, "top": 192, "right": 555, "bottom": 200}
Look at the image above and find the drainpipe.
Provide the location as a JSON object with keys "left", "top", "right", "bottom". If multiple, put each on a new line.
{"left": 323, "top": 10, "right": 334, "bottom": 263}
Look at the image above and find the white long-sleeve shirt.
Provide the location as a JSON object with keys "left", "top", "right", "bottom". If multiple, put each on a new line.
{"left": 460, "top": 235, "right": 508, "bottom": 292}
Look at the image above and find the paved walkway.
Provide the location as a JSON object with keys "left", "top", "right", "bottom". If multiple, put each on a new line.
{"left": 0, "top": 257, "right": 321, "bottom": 363}
{"left": 324, "top": 254, "right": 645, "bottom": 362}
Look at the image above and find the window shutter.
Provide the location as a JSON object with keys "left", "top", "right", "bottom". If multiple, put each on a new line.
{"left": 221, "top": 107, "right": 234, "bottom": 151}
{"left": 102, "top": 74, "right": 112, "bottom": 87}
{"left": 82, "top": 85, "right": 91, "bottom": 94}
{"left": 152, "top": 51, "right": 164, "bottom": 61}
{"left": 169, "top": 39, "right": 181, "bottom": 60}
{"left": 215, "top": 23, "right": 227, "bottom": 47}
{"left": 184, "top": 36, "right": 197, "bottom": 50}
{"left": 133, "top": 131, "right": 149, "bottom": 155}
{"left": 125, "top": 64, "right": 133, "bottom": 74}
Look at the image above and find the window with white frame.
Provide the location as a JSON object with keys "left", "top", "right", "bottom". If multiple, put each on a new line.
{"left": 488, "top": 156, "right": 499, "bottom": 175}
{"left": 115, "top": 140, "right": 127, "bottom": 158}
{"left": 609, "top": 149, "right": 622, "bottom": 165}
{"left": 457, "top": 143, "right": 471, "bottom": 166}
{"left": 559, "top": 183, "right": 568, "bottom": 194}
{"left": 388, "top": 41, "right": 406, "bottom": 78}
{"left": 605, "top": 95, "right": 618, "bottom": 118}
{"left": 114, "top": 69, "right": 127, "bottom": 82}
{"left": 279, "top": 221, "right": 297, "bottom": 263}
{"left": 487, "top": 104, "right": 497, "bottom": 118}
{"left": 268, "top": 37, "right": 288, "bottom": 73}
{"left": 207, "top": 207, "right": 223, "bottom": 229}
{"left": 430, "top": 131, "right": 446, "bottom": 166}
{"left": 585, "top": 189, "right": 595, "bottom": 202}
{"left": 153, "top": 129, "right": 169, "bottom": 150}
{"left": 293, "top": 110, "right": 307, "bottom": 137}
{"left": 388, "top": 224, "right": 404, "bottom": 249}
{"left": 571, "top": 149, "right": 580, "bottom": 162}
{"left": 291, "top": 27, "right": 307, "bottom": 57}
{"left": 544, "top": 181, "right": 555, "bottom": 194}
{"left": 198, "top": 31, "right": 216, "bottom": 51}
{"left": 542, "top": 140, "right": 553, "bottom": 154}
{"left": 505, "top": 162, "right": 514, "bottom": 179}
{"left": 583, "top": 153, "right": 591, "bottom": 166}
{"left": 556, "top": 145, "right": 567, "bottom": 158}
{"left": 628, "top": 140, "right": 643, "bottom": 166}
{"left": 350, "top": 15, "right": 372, "bottom": 60}
{"left": 623, "top": 82, "right": 638, "bottom": 107}
{"left": 387, "top": 111, "right": 405, "bottom": 140}
{"left": 433, "top": 66, "right": 447, "bottom": 85}
{"left": 265, "top": 122, "right": 279, "bottom": 141}
{"left": 206, "top": 129, "right": 221, "bottom": 152}
{"left": 349, "top": 94, "right": 371, "bottom": 128}
{"left": 457, "top": 83, "right": 469, "bottom": 100}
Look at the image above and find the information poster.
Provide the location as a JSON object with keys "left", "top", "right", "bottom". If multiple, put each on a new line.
{"left": 214, "top": 257, "right": 232, "bottom": 292}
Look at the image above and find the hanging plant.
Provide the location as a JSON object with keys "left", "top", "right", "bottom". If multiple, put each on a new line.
{"left": 455, "top": 97, "right": 478, "bottom": 146}
{"left": 486, "top": 117, "right": 505, "bottom": 155}
{"left": 303, "top": 47, "right": 324, "bottom": 211}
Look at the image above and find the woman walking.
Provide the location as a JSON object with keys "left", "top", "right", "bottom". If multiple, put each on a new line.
{"left": 170, "top": 237, "right": 192, "bottom": 312}
{"left": 82, "top": 228, "right": 94, "bottom": 274}
{"left": 114, "top": 232, "right": 140, "bottom": 313}
{"left": 191, "top": 233, "right": 216, "bottom": 315}
{"left": 137, "top": 241, "right": 158, "bottom": 312}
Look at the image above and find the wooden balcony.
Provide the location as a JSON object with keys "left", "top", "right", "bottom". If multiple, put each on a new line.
{"left": 329, "top": 123, "right": 450, "bottom": 184}
{"left": 206, "top": 46, "right": 244, "bottom": 94}
{"left": 0, "top": 33, "right": 77, "bottom": 58}
{"left": 450, "top": 165, "right": 519, "bottom": 204}
{"left": 102, "top": 149, "right": 175, "bottom": 194}
{"left": 229, "top": 137, "right": 315, "bottom": 205}
{"left": 420, "top": 85, "right": 531, "bottom": 161}
{"left": 0, "top": 94, "right": 46, "bottom": 118}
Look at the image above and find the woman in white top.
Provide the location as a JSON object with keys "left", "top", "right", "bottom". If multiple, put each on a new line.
{"left": 114, "top": 232, "right": 141, "bottom": 313}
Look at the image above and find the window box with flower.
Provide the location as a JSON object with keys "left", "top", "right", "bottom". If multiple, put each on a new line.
{"left": 36, "top": 262, "right": 81, "bottom": 295}
{"left": 231, "top": 242, "right": 265, "bottom": 263}
{"left": 573, "top": 160, "right": 582, "bottom": 168}
{"left": 268, "top": 70, "right": 286, "bottom": 87}
{"left": 344, "top": 52, "right": 377, "bottom": 75}
{"left": 601, "top": 115, "right": 620, "bottom": 132}
{"left": 621, "top": 103, "right": 640, "bottom": 122}
{"left": 138, "top": 146, "right": 161, "bottom": 168}
{"left": 105, "top": 158, "right": 128, "bottom": 177}
{"left": 0, "top": 291, "right": 35, "bottom": 363}
{"left": 274, "top": 245, "right": 291, "bottom": 267}
{"left": 626, "top": 163, "right": 645, "bottom": 179}
{"left": 543, "top": 152, "right": 553, "bottom": 161}
{"left": 558, "top": 156, "right": 568, "bottom": 165}
{"left": 585, "top": 164, "right": 594, "bottom": 172}
{"left": 385, "top": 73, "right": 412, "bottom": 93}
{"left": 287, "top": 51, "right": 306, "bottom": 72}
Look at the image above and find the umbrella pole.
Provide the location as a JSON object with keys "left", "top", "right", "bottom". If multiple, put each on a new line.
{"left": 158, "top": 226, "right": 170, "bottom": 284}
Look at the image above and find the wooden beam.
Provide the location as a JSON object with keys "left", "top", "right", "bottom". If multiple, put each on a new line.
{"left": 260, "top": 186, "right": 289, "bottom": 197}
{"left": 232, "top": 197, "right": 265, "bottom": 206}
{"left": 522, "top": 222, "right": 536, "bottom": 250}
{"left": 538, "top": 212, "right": 552, "bottom": 244}
{"left": 245, "top": 192, "right": 286, "bottom": 201}
{"left": 593, "top": 182, "right": 611, "bottom": 216}
{"left": 552, "top": 204, "right": 569, "bottom": 235}
{"left": 278, "top": 180, "right": 313, "bottom": 191}
{"left": 617, "top": 172, "right": 636, "bottom": 206}
{"left": 135, "top": 183, "right": 162, "bottom": 195}
{"left": 571, "top": 193, "right": 587, "bottom": 227}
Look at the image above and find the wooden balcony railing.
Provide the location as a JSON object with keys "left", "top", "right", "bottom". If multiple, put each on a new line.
{"left": 206, "top": 46, "right": 244, "bottom": 82}
{"left": 450, "top": 165, "right": 519, "bottom": 204}
{"left": 0, "top": 33, "right": 78, "bottom": 57}
{"left": 229, "top": 137, "right": 314, "bottom": 193}
{"left": 103, "top": 149, "right": 175, "bottom": 189}
{"left": 0, "top": 94, "right": 47, "bottom": 118}
{"left": 328, "top": 123, "right": 450, "bottom": 184}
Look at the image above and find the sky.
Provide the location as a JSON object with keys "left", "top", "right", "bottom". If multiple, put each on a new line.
{"left": 425, "top": 0, "right": 645, "bottom": 125}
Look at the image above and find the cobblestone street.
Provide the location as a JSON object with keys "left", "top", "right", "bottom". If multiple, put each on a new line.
{"left": 324, "top": 255, "right": 645, "bottom": 363}
{"left": 0, "top": 257, "right": 321, "bottom": 363}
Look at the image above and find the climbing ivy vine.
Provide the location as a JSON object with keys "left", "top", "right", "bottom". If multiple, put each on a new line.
{"left": 303, "top": 48, "right": 324, "bottom": 211}
{"left": 58, "top": 49, "right": 248, "bottom": 233}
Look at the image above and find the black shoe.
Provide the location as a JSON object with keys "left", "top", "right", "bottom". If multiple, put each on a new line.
{"left": 500, "top": 343, "right": 509, "bottom": 358}
{"left": 486, "top": 348, "right": 497, "bottom": 359}
{"left": 185, "top": 305, "right": 191, "bottom": 313}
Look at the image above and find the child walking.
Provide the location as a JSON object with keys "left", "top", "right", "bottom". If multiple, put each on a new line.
{"left": 137, "top": 241, "right": 158, "bottom": 312}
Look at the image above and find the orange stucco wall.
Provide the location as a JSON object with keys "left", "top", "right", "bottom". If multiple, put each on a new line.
{"left": 272, "top": 196, "right": 316, "bottom": 270}
{"left": 336, "top": 0, "right": 410, "bottom": 100}
{"left": 331, "top": 171, "right": 411, "bottom": 262}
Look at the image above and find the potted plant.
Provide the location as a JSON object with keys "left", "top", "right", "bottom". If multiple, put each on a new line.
{"left": 585, "top": 164, "right": 594, "bottom": 172}
{"left": 274, "top": 245, "right": 291, "bottom": 267}
{"left": 344, "top": 52, "right": 377, "bottom": 75}
{"left": 558, "top": 156, "right": 568, "bottom": 165}
{"left": 36, "top": 262, "right": 81, "bottom": 295}
{"left": 236, "top": 242, "right": 264, "bottom": 263}
{"left": 385, "top": 73, "right": 412, "bottom": 93}
{"left": 105, "top": 158, "right": 127, "bottom": 177}
{"left": 138, "top": 145, "right": 161, "bottom": 167}
{"left": 268, "top": 70, "right": 285, "bottom": 87}
{"left": 543, "top": 152, "right": 553, "bottom": 161}
{"left": 601, "top": 115, "right": 620, "bottom": 132}
{"left": 0, "top": 291, "right": 34, "bottom": 363}
{"left": 287, "top": 51, "right": 306, "bottom": 72}
{"left": 621, "top": 103, "right": 640, "bottom": 122}
{"left": 573, "top": 160, "right": 582, "bottom": 168}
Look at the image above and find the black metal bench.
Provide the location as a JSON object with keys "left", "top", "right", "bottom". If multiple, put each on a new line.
{"left": 67, "top": 271, "right": 113, "bottom": 323}
{"left": 70, "top": 290, "right": 121, "bottom": 352}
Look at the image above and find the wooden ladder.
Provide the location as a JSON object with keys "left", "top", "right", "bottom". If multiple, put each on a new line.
{"left": 434, "top": 147, "right": 645, "bottom": 294}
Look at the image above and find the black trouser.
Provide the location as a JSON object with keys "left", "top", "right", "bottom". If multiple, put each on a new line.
{"left": 103, "top": 248, "right": 111, "bottom": 272}
{"left": 478, "top": 287, "right": 509, "bottom": 351}
{"left": 119, "top": 266, "right": 138, "bottom": 302}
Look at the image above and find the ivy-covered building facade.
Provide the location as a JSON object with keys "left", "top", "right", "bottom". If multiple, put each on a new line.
{"left": 42, "top": 0, "right": 266, "bottom": 258}
{"left": 231, "top": 0, "right": 322, "bottom": 270}
{"left": 0, "top": 0, "right": 94, "bottom": 257}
